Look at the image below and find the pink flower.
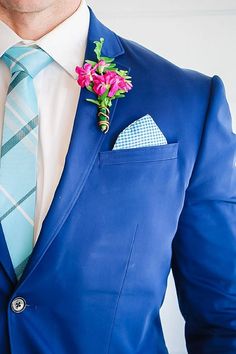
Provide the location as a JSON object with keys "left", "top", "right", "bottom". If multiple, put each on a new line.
{"left": 93, "top": 74, "right": 108, "bottom": 96}
{"left": 118, "top": 78, "right": 133, "bottom": 92}
{"left": 94, "top": 60, "right": 109, "bottom": 74}
{"left": 106, "top": 71, "right": 133, "bottom": 97}
{"left": 75, "top": 63, "right": 96, "bottom": 87}
{"left": 92, "top": 71, "right": 132, "bottom": 98}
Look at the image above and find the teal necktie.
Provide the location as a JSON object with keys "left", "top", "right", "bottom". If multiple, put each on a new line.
{"left": 0, "top": 45, "right": 53, "bottom": 280}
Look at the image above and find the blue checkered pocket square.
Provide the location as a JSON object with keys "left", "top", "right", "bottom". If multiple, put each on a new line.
{"left": 112, "top": 114, "right": 167, "bottom": 150}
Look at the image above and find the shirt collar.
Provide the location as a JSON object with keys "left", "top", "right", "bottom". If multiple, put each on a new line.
{"left": 0, "top": 0, "right": 90, "bottom": 79}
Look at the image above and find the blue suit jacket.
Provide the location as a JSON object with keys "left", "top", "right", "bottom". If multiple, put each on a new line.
{"left": 0, "top": 7, "right": 235, "bottom": 354}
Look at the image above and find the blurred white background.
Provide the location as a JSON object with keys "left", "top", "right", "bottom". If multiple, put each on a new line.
{"left": 87, "top": 1, "right": 236, "bottom": 353}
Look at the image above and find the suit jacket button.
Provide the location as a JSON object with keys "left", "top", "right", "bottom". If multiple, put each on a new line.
{"left": 11, "top": 297, "right": 26, "bottom": 313}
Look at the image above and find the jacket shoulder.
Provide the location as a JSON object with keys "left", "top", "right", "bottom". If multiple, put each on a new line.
{"left": 118, "top": 36, "right": 212, "bottom": 98}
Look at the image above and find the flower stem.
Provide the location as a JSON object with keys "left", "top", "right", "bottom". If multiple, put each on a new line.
{"left": 98, "top": 105, "right": 110, "bottom": 133}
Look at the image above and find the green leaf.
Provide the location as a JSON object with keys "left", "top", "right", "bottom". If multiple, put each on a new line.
{"left": 99, "top": 87, "right": 109, "bottom": 101}
{"left": 116, "top": 70, "right": 128, "bottom": 76}
{"left": 117, "top": 71, "right": 132, "bottom": 81}
{"left": 86, "top": 98, "right": 100, "bottom": 106}
{"left": 94, "top": 37, "right": 104, "bottom": 60}
{"left": 104, "top": 67, "right": 116, "bottom": 72}
{"left": 98, "top": 96, "right": 111, "bottom": 108}
{"left": 100, "top": 56, "right": 115, "bottom": 63}
{"left": 114, "top": 89, "right": 125, "bottom": 96}
{"left": 105, "top": 97, "right": 112, "bottom": 107}
{"left": 104, "top": 64, "right": 117, "bottom": 71}
{"left": 86, "top": 85, "right": 94, "bottom": 93}
{"left": 85, "top": 60, "right": 97, "bottom": 66}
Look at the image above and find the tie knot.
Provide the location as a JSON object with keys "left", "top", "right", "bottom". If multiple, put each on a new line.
{"left": 1, "top": 44, "right": 53, "bottom": 78}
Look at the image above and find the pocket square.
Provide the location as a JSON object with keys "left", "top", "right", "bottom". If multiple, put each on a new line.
{"left": 112, "top": 114, "right": 167, "bottom": 150}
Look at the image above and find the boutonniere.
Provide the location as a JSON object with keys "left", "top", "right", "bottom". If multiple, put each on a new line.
{"left": 75, "top": 38, "right": 133, "bottom": 133}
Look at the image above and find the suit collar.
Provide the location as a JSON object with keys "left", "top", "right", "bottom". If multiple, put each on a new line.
{"left": 86, "top": 7, "right": 125, "bottom": 59}
{"left": 36, "top": 0, "right": 90, "bottom": 79}
{"left": 7, "top": 7, "right": 128, "bottom": 287}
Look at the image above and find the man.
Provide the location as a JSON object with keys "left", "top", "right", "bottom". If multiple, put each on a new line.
{"left": 0, "top": 0, "right": 235, "bottom": 353}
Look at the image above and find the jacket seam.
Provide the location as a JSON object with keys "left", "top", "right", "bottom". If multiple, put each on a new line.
{"left": 183, "top": 75, "right": 216, "bottom": 200}
{"left": 106, "top": 223, "right": 139, "bottom": 354}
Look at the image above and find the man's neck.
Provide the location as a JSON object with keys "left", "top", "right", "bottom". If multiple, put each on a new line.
{"left": 0, "top": 0, "right": 82, "bottom": 40}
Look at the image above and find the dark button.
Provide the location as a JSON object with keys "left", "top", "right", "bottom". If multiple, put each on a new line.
{"left": 11, "top": 297, "right": 26, "bottom": 313}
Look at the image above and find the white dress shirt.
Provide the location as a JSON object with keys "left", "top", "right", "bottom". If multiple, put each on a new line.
{"left": 0, "top": 0, "right": 90, "bottom": 245}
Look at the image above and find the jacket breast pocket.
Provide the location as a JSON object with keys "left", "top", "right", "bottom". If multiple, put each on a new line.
{"left": 99, "top": 142, "right": 179, "bottom": 166}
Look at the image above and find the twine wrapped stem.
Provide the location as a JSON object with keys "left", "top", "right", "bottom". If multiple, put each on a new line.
{"left": 98, "top": 105, "right": 110, "bottom": 133}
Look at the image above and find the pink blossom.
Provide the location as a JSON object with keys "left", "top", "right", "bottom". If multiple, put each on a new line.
{"left": 118, "top": 78, "right": 133, "bottom": 92}
{"left": 105, "top": 71, "right": 133, "bottom": 97}
{"left": 75, "top": 63, "right": 96, "bottom": 87}
{"left": 94, "top": 60, "right": 109, "bottom": 73}
{"left": 83, "top": 69, "right": 133, "bottom": 98}
{"left": 93, "top": 74, "right": 108, "bottom": 96}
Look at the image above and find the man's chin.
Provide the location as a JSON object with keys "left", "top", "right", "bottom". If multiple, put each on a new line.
{"left": 0, "top": 0, "right": 56, "bottom": 13}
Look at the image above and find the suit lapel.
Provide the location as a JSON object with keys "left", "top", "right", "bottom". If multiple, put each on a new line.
{"left": 0, "top": 223, "right": 17, "bottom": 284}
{"left": 12, "top": 8, "right": 129, "bottom": 285}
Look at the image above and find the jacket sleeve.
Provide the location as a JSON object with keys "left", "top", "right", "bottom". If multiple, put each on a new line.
{"left": 171, "top": 75, "right": 236, "bottom": 354}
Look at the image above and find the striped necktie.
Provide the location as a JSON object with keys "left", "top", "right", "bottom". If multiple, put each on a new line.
{"left": 0, "top": 45, "right": 53, "bottom": 280}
